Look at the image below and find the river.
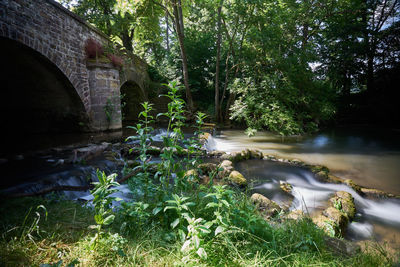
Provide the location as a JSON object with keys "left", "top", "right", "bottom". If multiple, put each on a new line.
{"left": 207, "top": 126, "right": 400, "bottom": 250}
{"left": 208, "top": 127, "right": 400, "bottom": 195}
{"left": 2, "top": 126, "right": 400, "bottom": 249}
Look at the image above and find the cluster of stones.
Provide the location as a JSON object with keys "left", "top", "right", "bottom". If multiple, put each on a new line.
{"left": 204, "top": 148, "right": 400, "bottom": 233}
{"left": 312, "top": 191, "right": 356, "bottom": 237}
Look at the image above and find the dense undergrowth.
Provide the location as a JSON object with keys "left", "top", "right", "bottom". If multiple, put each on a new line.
{"left": 0, "top": 82, "right": 397, "bottom": 266}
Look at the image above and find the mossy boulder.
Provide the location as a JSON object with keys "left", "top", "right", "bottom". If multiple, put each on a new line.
{"left": 220, "top": 153, "right": 234, "bottom": 161}
{"left": 228, "top": 171, "right": 247, "bottom": 186}
{"left": 250, "top": 193, "right": 281, "bottom": 218}
{"left": 184, "top": 169, "right": 199, "bottom": 182}
{"left": 264, "top": 155, "right": 277, "bottom": 161}
{"left": 249, "top": 149, "right": 263, "bottom": 159}
{"left": 220, "top": 160, "right": 233, "bottom": 169}
{"left": 208, "top": 150, "right": 226, "bottom": 157}
{"left": 184, "top": 169, "right": 198, "bottom": 179}
{"left": 360, "top": 188, "right": 400, "bottom": 199}
{"left": 313, "top": 191, "right": 356, "bottom": 237}
{"left": 324, "top": 236, "right": 361, "bottom": 257}
{"left": 312, "top": 214, "right": 335, "bottom": 235}
{"left": 217, "top": 160, "right": 234, "bottom": 179}
{"left": 240, "top": 149, "right": 251, "bottom": 160}
{"left": 231, "top": 152, "right": 244, "bottom": 162}
{"left": 279, "top": 181, "right": 293, "bottom": 194}
{"left": 314, "top": 171, "right": 329, "bottom": 182}
{"left": 198, "top": 163, "right": 217, "bottom": 174}
{"left": 327, "top": 174, "right": 344, "bottom": 184}
{"left": 285, "top": 209, "right": 305, "bottom": 221}
{"left": 343, "top": 179, "right": 363, "bottom": 195}
{"left": 199, "top": 132, "right": 211, "bottom": 145}
{"left": 329, "top": 191, "right": 356, "bottom": 220}
{"left": 323, "top": 207, "right": 349, "bottom": 234}
{"left": 314, "top": 171, "right": 343, "bottom": 184}
{"left": 289, "top": 159, "right": 305, "bottom": 166}
{"left": 310, "top": 165, "right": 330, "bottom": 174}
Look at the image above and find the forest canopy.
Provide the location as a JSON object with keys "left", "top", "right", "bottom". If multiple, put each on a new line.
{"left": 59, "top": 0, "right": 400, "bottom": 135}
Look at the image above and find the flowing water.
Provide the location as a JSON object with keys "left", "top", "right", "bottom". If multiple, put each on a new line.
{"left": 207, "top": 127, "right": 400, "bottom": 195}
{"left": 207, "top": 127, "right": 400, "bottom": 249}
{"left": 2, "top": 126, "right": 400, "bottom": 249}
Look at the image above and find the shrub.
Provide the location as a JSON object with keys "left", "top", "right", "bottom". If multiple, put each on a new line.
{"left": 84, "top": 38, "right": 104, "bottom": 59}
{"left": 108, "top": 54, "right": 124, "bottom": 68}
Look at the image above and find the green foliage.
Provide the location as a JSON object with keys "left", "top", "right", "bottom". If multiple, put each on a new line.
{"left": 126, "top": 102, "right": 155, "bottom": 200}
{"left": 103, "top": 92, "right": 121, "bottom": 128}
{"left": 2, "top": 80, "right": 398, "bottom": 266}
{"left": 183, "top": 111, "right": 207, "bottom": 167}
{"left": 90, "top": 170, "right": 121, "bottom": 246}
{"left": 119, "top": 201, "right": 150, "bottom": 236}
{"left": 156, "top": 80, "right": 187, "bottom": 193}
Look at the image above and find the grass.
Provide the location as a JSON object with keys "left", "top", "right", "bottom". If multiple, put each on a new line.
{"left": 0, "top": 195, "right": 398, "bottom": 267}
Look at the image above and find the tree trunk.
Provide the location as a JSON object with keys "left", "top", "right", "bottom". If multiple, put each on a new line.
{"left": 172, "top": 0, "right": 194, "bottom": 112}
{"left": 219, "top": 51, "right": 230, "bottom": 122}
{"left": 121, "top": 29, "right": 133, "bottom": 52}
{"left": 224, "top": 66, "right": 239, "bottom": 122}
{"left": 166, "top": 10, "right": 170, "bottom": 52}
{"left": 215, "top": 0, "right": 223, "bottom": 122}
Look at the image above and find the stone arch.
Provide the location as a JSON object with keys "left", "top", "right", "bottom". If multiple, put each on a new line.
{"left": 120, "top": 80, "right": 148, "bottom": 125}
{"left": 0, "top": 37, "right": 89, "bottom": 152}
{"left": 0, "top": 0, "right": 97, "bottom": 113}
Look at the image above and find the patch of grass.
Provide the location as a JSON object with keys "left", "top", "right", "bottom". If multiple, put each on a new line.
{"left": 0, "top": 196, "right": 397, "bottom": 267}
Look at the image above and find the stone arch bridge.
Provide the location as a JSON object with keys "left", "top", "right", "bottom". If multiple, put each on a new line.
{"left": 0, "top": 0, "right": 152, "bottom": 134}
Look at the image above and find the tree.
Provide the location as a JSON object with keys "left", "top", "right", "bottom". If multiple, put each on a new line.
{"left": 214, "top": 0, "right": 223, "bottom": 122}
{"left": 70, "top": 0, "right": 162, "bottom": 54}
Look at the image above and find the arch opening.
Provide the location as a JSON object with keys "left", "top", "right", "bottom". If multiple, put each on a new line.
{"left": 0, "top": 37, "right": 89, "bottom": 153}
{"left": 120, "top": 81, "right": 146, "bottom": 126}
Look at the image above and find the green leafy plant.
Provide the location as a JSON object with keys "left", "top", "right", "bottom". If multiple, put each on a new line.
{"left": 90, "top": 170, "right": 121, "bottom": 247}
{"left": 183, "top": 111, "right": 208, "bottom": 168}
{"left": 205, "top": 185, "right": 235, "bottom": 234}
{"left": 163, "top": 194, "right": 195, "bottom": 241}
{"left": 156, "top": 81, "right": 187, "bottom": 193}
{"left": 119, "top": 201, "right": 151, "bottom": 235}
{"left": 181, "top": 217, "right": 211, "bottom": 261}
{"left": 333, "top": 199, "right": 343, "bottom": 212}
{"left": 126, "top": 102, "right": 155, "bottom": 200}
{"left": 104, "top": 97, "right": 115, "bottom": 126}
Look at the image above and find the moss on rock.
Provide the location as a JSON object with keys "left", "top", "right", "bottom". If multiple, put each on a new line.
{"left": 228, "top": 171, "right": 247, "bottom": 186}
{"left": 250, "top": 193, "right": 281, "bottom": 218}
{"left": 329, "top": 191, "right": 356, "bottom": 220}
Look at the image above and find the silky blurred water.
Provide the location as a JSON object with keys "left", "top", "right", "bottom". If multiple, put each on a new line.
{"left": 207, "top": 127, "right": 400, "bottom": 195}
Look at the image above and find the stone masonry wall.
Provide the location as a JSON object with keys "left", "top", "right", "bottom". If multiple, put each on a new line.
{"left": 87, "top": 62, "right": 121, "bottom": 131}
{"left": 0, "top": 0, "right": 122, "bottom": 131}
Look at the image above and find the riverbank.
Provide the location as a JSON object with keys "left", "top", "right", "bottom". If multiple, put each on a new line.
{"left": 0, "top": 190, "right": 397, "bottom": 266}
{"left": 1, "top": 126, "right": 399, "bottom": 266}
